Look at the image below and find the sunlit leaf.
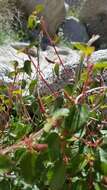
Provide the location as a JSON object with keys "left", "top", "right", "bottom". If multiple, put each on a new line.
{"left": 27, "top": 15, "right": 37, "bottom": 29}
{"left": 44, "top": 108, "right": 69, "bottom": 132}
{"left": 93, "top": 61, "right": 107, "bottom": 70}
{"left": 54, "top": 63, "right": 59, "bottom": 77}
{"left": 35, "top": 4, "right": 44, "bottom": 13}
{"left": 73, "top": 42, "right": 95, "bottom": 56}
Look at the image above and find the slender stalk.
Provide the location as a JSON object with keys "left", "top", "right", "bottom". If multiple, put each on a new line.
{"left": 40, "top": 17, "right": 71, "bottom": 77}
{"left": 75, "top": 86, "right": 107, "bottom": 104}
{"left": 28, "top": 54, "right": 58, "bottom": 97}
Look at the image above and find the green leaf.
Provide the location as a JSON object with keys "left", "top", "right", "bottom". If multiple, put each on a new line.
{"left": 69, "top": 154, "right": 88, "bottom": 176}
{"left": 64, "top": 84, "right": 74, "bottom": 95}
{"left": 35, "top": 4, "right": 44, "bottom": 13}
{"left": 12, "top": 89, "right": 22, "bottom": 95}
{"left": 10, "top": 122, "right": 32, "bottom": 140}
{"left": 64, "top": 104, "right": 89, "bottom": 133}
{"left": 94, "top": 182, "right": 102, "bottom": 190}
{"left": 99, "top": 148, "right": 107, "bottom": 162}
{"left": 23, "top": 60, "right": 32, "bottom": 76}
{"left": 46, "top": 133, "right": 61, "bottom": 161}
{"left": 96, "top": 148, "right": 107, "bottom": 175}
{"left": 54, "top": 63, "right": 59, "bottom": 77}
{"left": 73, "top": 42, "right": 95, "bottom": 56}
{"left": 93, "top": 61, "right": 107, "bottom": 70}
{"left": 0, "top": 155, "right": 13, "bottom": 172}
{"left": 53, "top": 96, "right": 64, "bottom": 111}
{"left": 53, "top": 108, "right": 69, "bottom": 118}
{"left": 0, "top": 180, "right": 11, "bottom": 190}
{"left": 20, "top": 151, "right": 37, "bottom": 184}
{"left": 72, "top": 180, "right": 88, "bottom": 190}
{"left": 44, "top": 108, "right": 69, "bottom": 132}
{"left": 100, "top": 162, "right": 107, "bottom": 175}
{"left": 42, "top": 95, "right": 54, "bottom": 106}
{"left": 14, "top": 148, "right": 27, "bottom": 165}
{"left": 29, "top": 80, "right": 38, "bottom": 94}
{"left": 12, "top": 60, "right": 19, "bottom": 68}
{"left": 50, "top": 161, "right": 66, "bottom": 190}
{"left": 27, "top": 15, "right": 37, "bottom": 29}
{"left": 21, "top": 79, "right": 27, "bottom": 89}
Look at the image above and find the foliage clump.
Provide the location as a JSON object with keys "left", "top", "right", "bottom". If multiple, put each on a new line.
{"left": 0, "top": 5, "right": 107, "bottom": 190}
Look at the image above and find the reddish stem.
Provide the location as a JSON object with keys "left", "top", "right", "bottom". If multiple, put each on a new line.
{"left": 40, "top": 17, "right": 71, "bottom": 77}
{"left": 37, "top": 96, "right": 46, "bottom": 114}
{"left": 28, "top": 55, "right": 57, "bottom": 97}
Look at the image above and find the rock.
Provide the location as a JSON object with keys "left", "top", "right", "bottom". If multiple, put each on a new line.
{"left": 0, "top": 42, "right": 107, "bottom": 95}
{"left": 91, "top": 49, "right": 107, "bottom": 63}
{"left": 62, "top": 16, "right": 89, "bottom": 43}
{"left": 65, "top": 0, "right": 82, "bottom": 7}
{"left": 38, "top": 46, "right": 81, "bottom": 95}
{"left": 79, "top": 0, "right": 107, "bottom": 48}
{"left": 0, "top": 43, "right": 28, "bottom": 82}
{"left": 17, "top": 0, "right": 66, "bottom": 36}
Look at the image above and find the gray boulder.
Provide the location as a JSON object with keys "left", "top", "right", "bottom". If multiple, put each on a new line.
{"left": 0, "top": 43, "right": 29, "bottom": 82}
{"left": 0, "top": 42, "right": 107, "bottom": 95}
{"left": 17, "top": 0, "right": 65, "bottom": 36}
{"left": 62, "top": 16, "right": 89, "bottom": 43}
{"left": 79, "top": 0, "right": 107, "bottom": 48}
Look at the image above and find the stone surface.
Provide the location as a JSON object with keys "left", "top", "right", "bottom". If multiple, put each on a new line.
{"left": 0, "top": 44, "right": 28, "bottom": 82}
{"left": 17, "top": 0, "right": 65, "bottom": 36}
{"left": 62, "top": 16, "right": 89, "bottom": 43}
{"left": 65, "top": 0, "right": 82, "bottom": 7}
{"left": 1, "top": 42, "right": 107, "bottom": 94}
{"left": 79, "top": 0, "right": 107, "bottom": 47}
